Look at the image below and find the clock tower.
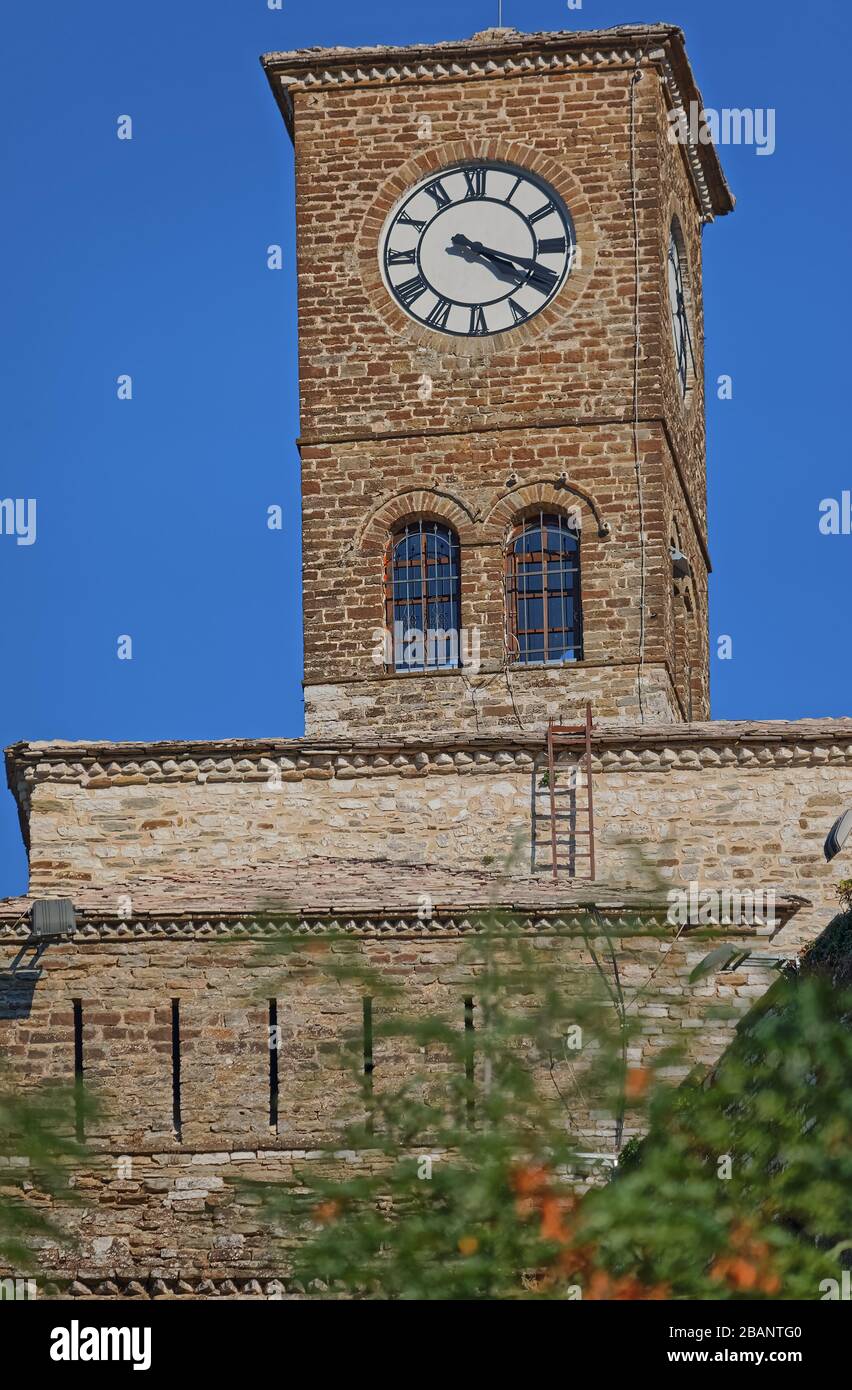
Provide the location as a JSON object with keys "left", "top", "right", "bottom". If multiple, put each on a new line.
{"left": 262, "top": 24, "right": 733, "bottom": 736}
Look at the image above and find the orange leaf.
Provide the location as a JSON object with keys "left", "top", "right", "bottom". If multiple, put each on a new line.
{"left": 510, "top": 1164, "right": 551, "bottom": 1196}
{"left": 624, "top": 1067, "right": 651, "bottom": 1101}
{"left": 540, "top": 1197, "right": 569, "bottom": 1243}
{"left": 730, "top": 1259, "right": 758, "bottom": 1290}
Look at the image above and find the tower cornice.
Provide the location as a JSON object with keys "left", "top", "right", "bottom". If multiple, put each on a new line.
{"left": 261, "top": 24, "right": 734, "bottom": 220}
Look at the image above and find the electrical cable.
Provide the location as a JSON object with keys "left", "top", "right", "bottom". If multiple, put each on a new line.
{"left": 630, "top": 59, "right": 647, "bottom": 724}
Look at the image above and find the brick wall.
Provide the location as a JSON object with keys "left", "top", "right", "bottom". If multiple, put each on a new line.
{"left": 284, "top": 46, "right": 722, "bottom": 732}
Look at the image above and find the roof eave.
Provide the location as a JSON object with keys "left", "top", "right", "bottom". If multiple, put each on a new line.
{"left": 260, "top": 24, "right": 733, "bottom": 219}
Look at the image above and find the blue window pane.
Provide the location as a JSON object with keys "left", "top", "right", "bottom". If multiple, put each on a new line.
{"left": 389, "top": 520, "right": 461, "bottom": 671}
{"left": 510, "top": 512, "right": 582, "bottom": 665}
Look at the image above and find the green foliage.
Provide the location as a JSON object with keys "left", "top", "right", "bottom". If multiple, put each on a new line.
{"left": 248, "top": 917, "right": 852, "bottom": 1301}
{"left": 586, "top": 974, "right": 852, "bottom": 1298}
{"left": 808, "top": 909, "right": 852, "bottom": 988}
{"left": 0, "top": 1068, "right": 94, "bottom": 1272}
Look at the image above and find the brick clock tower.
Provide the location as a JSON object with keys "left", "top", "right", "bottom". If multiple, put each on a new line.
{"left": 262, "top": 23, "right": 733, "bottom": 737}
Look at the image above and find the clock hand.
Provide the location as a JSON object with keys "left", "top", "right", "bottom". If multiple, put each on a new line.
{"left": 450, "top": 234, "right": 558, "bottom": 295}
{"left": 449, "top": 235, "right": 526, "bottom": 288}
{"left": 451, "top": 233, "right": 539, "bottom": 273}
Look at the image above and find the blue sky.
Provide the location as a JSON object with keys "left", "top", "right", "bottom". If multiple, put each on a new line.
{"left": 1, "top": 0, "right": 849, "bottom": 894}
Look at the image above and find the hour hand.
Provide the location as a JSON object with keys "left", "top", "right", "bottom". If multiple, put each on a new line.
{"left": 451, "top": 233, "right": 537, "bottom": 273}
{"left": 450, "top": 235, "right": 524, "bottom": 288}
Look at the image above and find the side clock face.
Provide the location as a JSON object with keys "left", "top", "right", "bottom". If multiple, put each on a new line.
{"left": 668, "top": 226, "right": 695, "bottom": 398}
{"left": 380, "top": 162, "right": 575, "bottom": 338}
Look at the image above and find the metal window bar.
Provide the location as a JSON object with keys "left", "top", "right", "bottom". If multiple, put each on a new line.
{"left": 386, "top": 520, "right": 461, "bottom": 671}
{"left": 507, "top": 511, "right": 582, "bottom": 665}
{"left": 545, "top": 702, "right": 596, "bottom": 883}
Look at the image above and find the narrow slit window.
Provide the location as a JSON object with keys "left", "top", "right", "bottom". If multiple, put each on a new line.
{"left": 362, "top": 997, "right": 374, "bottom": 1088}
{"left": 268, "top": 999, "right": 279, "bottom": 1132}
{"left": 362, "top": 997, "right": 374, "bottom": 1133}
{"left": 171, "top": 999, "right": 182, "bottom": 1142}
{"left": 463, "top": 996, "right": 475, "bottom": 1126}
{"left": 72, "top": 998, "right": 84, "bottom": 1142}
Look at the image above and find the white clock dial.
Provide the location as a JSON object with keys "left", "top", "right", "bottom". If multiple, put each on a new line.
{"left": 380, "top": 162, "right": 575, "bottom": 337}
{"left": 668, "top": 225, "right": 695, "bottom": 398}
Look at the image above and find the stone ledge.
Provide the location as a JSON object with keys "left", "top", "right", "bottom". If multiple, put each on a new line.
{"left": 0, "top": 908, "right": 805, "bottom": 939}
{"left": 9, "top": 1275, "right": 299, "bottom": 1301}
{"left": 0, "top": 853, "right": 809, "bottom": 933}
{"left": 7, "top": 719, "right": 852, "bottom": 794}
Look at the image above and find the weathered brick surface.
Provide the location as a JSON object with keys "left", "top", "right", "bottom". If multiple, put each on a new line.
{"left": 301, "top": 423, "right": 708, "bottom": 731}
{"left": 0, "top": 928, "right": 784, "bottom": 1294}
{"left": 275, "top": 28, "right": 725, "bottom": 732}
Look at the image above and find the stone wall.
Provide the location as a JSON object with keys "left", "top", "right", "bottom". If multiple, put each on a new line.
{"left": 3, "top": 721, "right": 849, "bottom": 1292}
{"left": 0, "top": 924, "right": 781, "bottom": 1295}
{"left": 8, "top": 724, "right": 849, "bottom": 958}
{"left": 305, "top": 660, "right": 679, "bottom": 738}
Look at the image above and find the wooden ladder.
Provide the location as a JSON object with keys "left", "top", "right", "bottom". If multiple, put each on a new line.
{"left": 544, "top": 703, "right": 596, "bottom": 883}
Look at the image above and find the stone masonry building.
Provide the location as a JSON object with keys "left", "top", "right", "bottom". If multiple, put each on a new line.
{"left": 1, "top": 25, "right": 850, "bottom": 1299}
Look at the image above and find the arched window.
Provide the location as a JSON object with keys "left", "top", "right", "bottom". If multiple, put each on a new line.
{"left": 385, "top": 519, "right": 461, "bottom": 672}
{"left": 506, "top": 511, "right": 582, "bottom": 665}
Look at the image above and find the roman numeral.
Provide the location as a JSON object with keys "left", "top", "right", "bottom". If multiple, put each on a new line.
{"left": 528, "top": 263, "right": 559, "bottom": 294}
{"left": 508, "top": 298, "right": 528, "bottom": 324}
{"left": 386, "top": 248, "right": 417, "bottom": 265}
{"left": 504, "top": 175, "right": 522, "bottom": 205}
{"left": 397, "top": 275, "right": 428, "bottom": 306}
{"left": 463, "top": 167, "right": 487, "bottom": 199}
{"left": 424, "top": 179, "right": 451, "bottom": 208}
{"left": 528, "top": 201, "right": 556, "bottom": 225}
{"left": 397, "top": 210, "right": 426, "bottom": 232}
{"left": 537, "top": 237, "right": 567, "bottom": 255}
{"left": 468, "top": 305, "right": 488, "bottom": 335}
{"left": 426, "top": 297, "right": 452, "bottom": 329}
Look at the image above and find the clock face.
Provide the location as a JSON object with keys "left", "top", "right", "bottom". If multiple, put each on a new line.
{"left": 380, "top": 162, "right": 575, "bottom": 338}
{"left": 668, "top": 226, "right": 694, "bottom": 398}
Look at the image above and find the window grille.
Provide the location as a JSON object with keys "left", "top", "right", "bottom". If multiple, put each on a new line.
{"left": 506, "top": 511, "right": 583, "bottom": 664}
{"left": 385, "top": 520, "right": 461, "bottom": 672}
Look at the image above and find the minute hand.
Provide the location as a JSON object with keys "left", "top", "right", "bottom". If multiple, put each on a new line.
{"left": 451, "top": 233, "right": 540, "bottom": 273}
